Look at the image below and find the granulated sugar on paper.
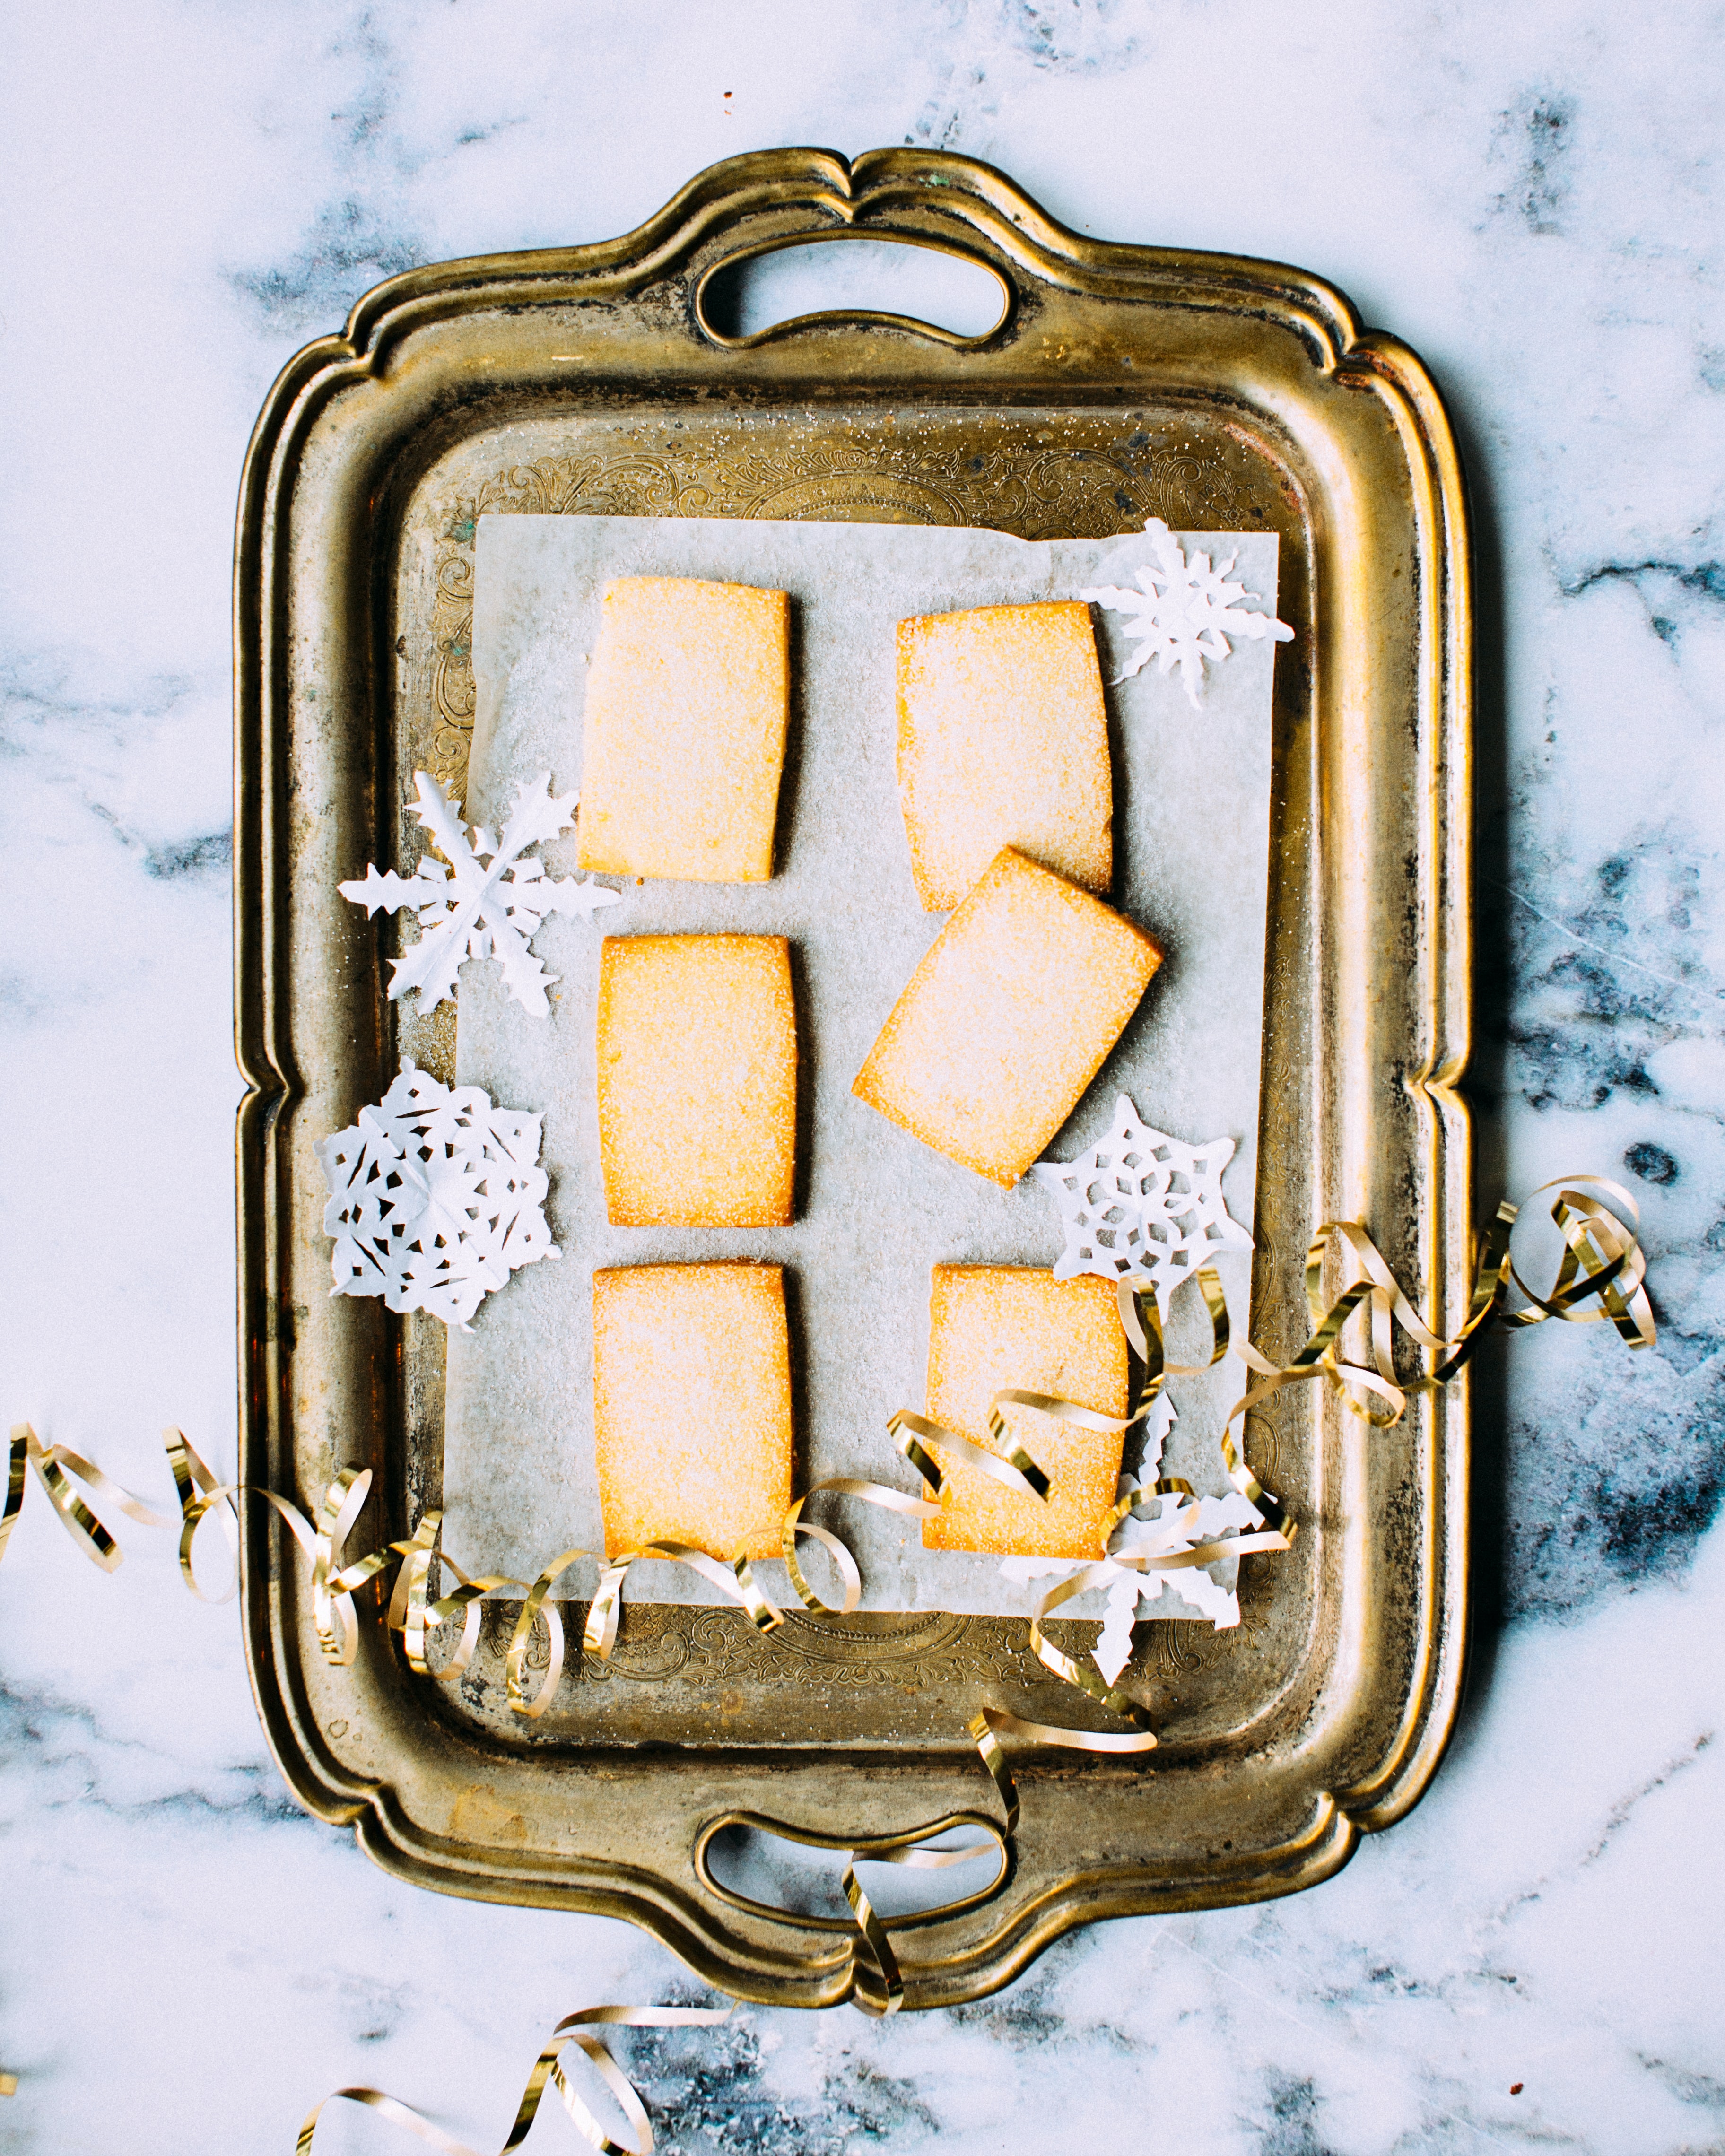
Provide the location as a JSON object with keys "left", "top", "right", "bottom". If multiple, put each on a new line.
{"left": 444, "top": 513, "right": 1282, "bottom": 1617}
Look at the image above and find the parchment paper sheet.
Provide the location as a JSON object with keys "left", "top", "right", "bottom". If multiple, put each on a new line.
{"left": 444, "top": 515, "right": 1282, "bottom": 1614}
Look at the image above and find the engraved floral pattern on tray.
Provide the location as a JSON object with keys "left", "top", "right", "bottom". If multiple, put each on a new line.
{"left": 420, "top": 434, "right": 1246, "bottom": 793}
{"left": 397, "top": 418, "right": 1265, "bottom": 1721}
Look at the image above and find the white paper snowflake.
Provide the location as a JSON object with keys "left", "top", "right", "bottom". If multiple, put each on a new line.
{"left": 313, "top": 1061, "right": 558, "bottom": 1331}
{"left": 1002, "top": 1393, "right": 1262, "bottom": 1680}
{"left": 1032, "top": 1095, "right": 1253, "bottom": 1308}
{"left": 1081, "top": 517, "right": 1293, "bottom": 707}
{"left": 339, "top": 769, "right": 619, "bottom": 1017}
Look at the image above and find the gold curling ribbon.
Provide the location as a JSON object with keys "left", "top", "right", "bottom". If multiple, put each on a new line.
{"left": 2, "top": 1421, "right": 170, "bottom": 1572}
{"left": 946, "top": 1267, "right": 1289, "bottom": 1802}
{"left": 1211, "top": 1176, "right": 1654, "bottom": 1490}
{"left": 961, "top": 1560, "right": 1163, "bottom": 1834}
{"left": 311, "top": 1469, "right": 403, "bottom": 1665}
{"left": 967, "top": 1178, "right": 1656, "bottom": 1804}
{"left": 780, "top": 1477, "right": 941, "bottom": 1617}
{"left": 1109, "top": 1270, "right": 1299, "bottom": 1539}
{"left": 888, "top": 1379, "right": 1179, "bottom": 1804}
{"left": 887, "top": 1407, "right": 1050, "bottom": 1504}
{"left": 380, "top": 1513, "right": 587, "bottom": 1715}
{"left": 296, "top": 2003, "right": 734, "bottom": 2156}
{"left": 0, "top": 1173, "right": 1653, "bottom": 2026}
{"left": 163, "top": 1428, "right": 397, "bottom": 1668}
{"left": 584, "top": 1544, "right": 780, "bottom": 1661}
{"left": 506, "top": 1548, "right": 590, "bottom": 1719}
{"left": 383, "top": 1509, "right": 531, "bottom": 1688}
{"left": 838, "top": 1827, "right": 1010, "bottom": 2016}
{"left": 0, "top": 2069, "right": 14, "bottom": 2097}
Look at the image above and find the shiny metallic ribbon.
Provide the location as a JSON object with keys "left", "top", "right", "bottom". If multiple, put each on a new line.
{"left": 379, "top": 1515, "right": 594, "bottom": 1720}
{"left": 163, "top": 1431, "right": 395, "bottom": 1667}
{"left": 961, "top": 1178, "right": 1656, "bottom": 1819}
{"left": 385, "top": 1508, "right": 531, "bottom": 1689}
{"left": 584, "top": 1543, "right": 781, "bottom": 1661}
{"left": 505, "top": 1547, "right": 589, "bottom": 1719}
{"left": 887, "top": 1408, "right": 1051, "bottom": 1504}
{"left": 296, "top": 2004, "right": 734, "bottom": 2156}
{"left": 884, "top": 1325, "right": 1277, "bottom": 1809}
{"left": 780, "top": 1477, "right": 942, "bottom": 1616}
{"left": 0, "top": 1177, "right": 1655, "bottom": 2036}
{"left": 880, "top": 1391, "right": 1168, "bottom": 1818}
{"left": 1214, "top": 1177, "right": 1655, "bottom": 1458}
{"left": 1109, "top": 1274, "right": 1298, "bottom": 1542}
{"left": 2, "top": 1421, "right": 170, "bottom": 1572}
{"left": 840, "top": 1826, "right": 1011, "bottom": 2015}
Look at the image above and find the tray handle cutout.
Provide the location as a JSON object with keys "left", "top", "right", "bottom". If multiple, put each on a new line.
{"left": 695, "top": 1809, "right": 1010, "bottom": 1935}
{"left": 696, "top": 233, "right": 1010, "bottom": 349}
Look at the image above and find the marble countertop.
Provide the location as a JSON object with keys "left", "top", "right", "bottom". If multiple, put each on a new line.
{"left": 4, "top": 4, "right": 1721, "bottom": 2150}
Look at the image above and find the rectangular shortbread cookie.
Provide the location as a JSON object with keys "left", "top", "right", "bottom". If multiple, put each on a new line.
{"left": 577, "top": 576, "right": 790, "bottom": 882}
{"left": 921, "top": 1266, "right": 1129, "bottom": 1557}
{"left": 597, "top": 935, "right": 797, "bottom": 1228}
{"left": 897, "top": 601, "right": 1112, "bottom": 910}
{"left": 592, "top": 1263, "right": 793, "bottom": 1561}
{"left": 852, "top": 846, "right": 1162, "bottom": 1187}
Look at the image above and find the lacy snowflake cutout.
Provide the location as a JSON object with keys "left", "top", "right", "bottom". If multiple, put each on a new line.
{"left": 1032, "top": 1094, "right": 1253, "bottom": 1309}
{"left": 314, "top": 1061, "right": 558, "bottom": 1331}
{"left": 339, "top": 770, "right": 620, "bottom": 1017}
{"left": 1002, "top": 1394, "right": 1262, "bottom": 1681}
{"left": 1081, "top": 517, "right": 1293, "bottom": 708}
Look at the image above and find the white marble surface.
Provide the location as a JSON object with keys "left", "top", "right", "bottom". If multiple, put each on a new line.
{"left": 3, "top": 3, "right": 1723, "bottom": 2149}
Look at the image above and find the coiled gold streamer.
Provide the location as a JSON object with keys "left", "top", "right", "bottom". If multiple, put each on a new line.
{"left": 887, "top": 1408, "right": 1051, "bottom": 1503}
{"left": 0, "top": 1179, "right": 1657, "bottom": 2038}
{"left": 505, "top": 1548, "right": 589, "bottom": 1719}
{"left": 838, "top": 1828, "right": 1011, "bottom": 2015}
{"left": 163, "top": 1434, "right": 401, "bottom": 1667}
{"left": 1213, "top": 1176, "right": 1655, "bottom": 1459}
{"left": 780, "top": 1477, "right": 943, "bottom": 1616}
{"left": 952, "top": 1178, "right": 1657, "bottom": 1822}
{"left": 296, "top": 2003, "right": 734, "bottom": 2156}
{"left": 2, "top": 1421, "right": 168, "bottom": 1571}
{"left": 584, "top": 1543, "right": 781, "bottom": 1660}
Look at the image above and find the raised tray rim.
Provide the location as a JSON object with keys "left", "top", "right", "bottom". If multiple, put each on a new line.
{"left": 233, "top": 145, "right": 1473, "bottom": 2008}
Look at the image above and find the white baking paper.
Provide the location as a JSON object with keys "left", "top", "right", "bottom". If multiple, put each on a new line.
{"left": 443, "top": 514, "right": 1283, "bottom": 1617}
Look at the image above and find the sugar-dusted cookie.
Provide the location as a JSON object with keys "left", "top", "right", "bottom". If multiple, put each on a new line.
{"left": 920, "top": 1266, "right": 1129, "bottom": 1558}
{"left": 896, "top": 600, "right": 1113, "bottom": 910}
{"left": 592, "top": 1262, "right": 793, "bottom": 1561}
{"left": 852, "top": 847, "right": 1161, "bottom": 1187}
{"left": 597, "top": 934, "right": 797, "bottom": 1228}
{"left": 577, "top": 576, "right": 791, "bottom": 883}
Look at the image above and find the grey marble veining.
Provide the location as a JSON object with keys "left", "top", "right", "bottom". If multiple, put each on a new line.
{"left": 3, "top": 3, "right": 1722, "bottom": 2150}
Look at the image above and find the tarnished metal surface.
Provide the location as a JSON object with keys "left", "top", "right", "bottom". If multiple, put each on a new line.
{"left": 234, "top": 147, "right": 1472, "bottom": 2007}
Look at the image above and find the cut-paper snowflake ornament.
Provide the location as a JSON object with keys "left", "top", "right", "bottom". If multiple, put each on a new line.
{"left": 339, "top": 769, "right": 619, "bottom": 1017}
{"left": 1081, "top": 517, "right": 1293, "bottom": 708}
{"left": 1033, "top": 1094, "right": 1253, "bottom": 1308}
{"left": 1002, "top": 1394, "right": 1263, "bottom": 1681}
{"left": 314, "top": 1061, "right": 558, "bottom": 1331}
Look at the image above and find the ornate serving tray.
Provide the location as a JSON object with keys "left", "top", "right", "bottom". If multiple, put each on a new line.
{"left": 234, "top": 148, "right": 1472, "bottom": 2007}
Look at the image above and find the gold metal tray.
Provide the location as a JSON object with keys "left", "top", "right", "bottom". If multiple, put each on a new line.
{"left": 234, "top": 148, "right": 1472, "bottom": 2008}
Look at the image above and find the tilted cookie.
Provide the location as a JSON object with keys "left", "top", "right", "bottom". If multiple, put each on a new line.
{"left": 853, "top": 847, "right": 1161, "bottom": 1187}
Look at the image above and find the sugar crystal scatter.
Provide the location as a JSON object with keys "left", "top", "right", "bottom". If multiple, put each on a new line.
{"left": 314, "top": 1061, "right": 558, "bottom": 1331}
